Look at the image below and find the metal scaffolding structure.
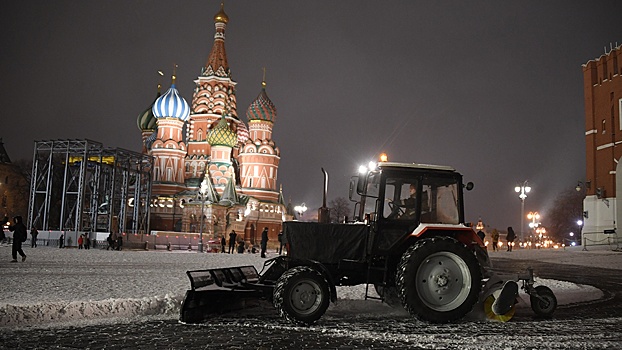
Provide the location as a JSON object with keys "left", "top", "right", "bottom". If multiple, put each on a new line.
{"left": 27, "top": 139, "right": 153, "bottom": 234}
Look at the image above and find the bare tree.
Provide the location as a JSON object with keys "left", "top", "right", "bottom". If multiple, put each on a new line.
{"left": 545, "top": 188, "right": 585, "bottom": 242}
{"left": 329, "top": 197, "right": 351, "bottom": 223}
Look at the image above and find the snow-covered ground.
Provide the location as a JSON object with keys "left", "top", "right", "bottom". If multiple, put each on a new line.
{"left": 0, "top": 243, "right": 620, "bottom": 330}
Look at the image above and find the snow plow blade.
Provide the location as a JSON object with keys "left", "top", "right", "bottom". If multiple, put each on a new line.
{"left": 179, "top": 265, "right": 269, "bottom": 324}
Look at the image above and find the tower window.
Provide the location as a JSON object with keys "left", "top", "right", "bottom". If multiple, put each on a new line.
{"left": 602, "top": 119, "right": 606, "bottom": 134}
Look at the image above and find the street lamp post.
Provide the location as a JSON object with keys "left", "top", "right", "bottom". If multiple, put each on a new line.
{"left": 515, "top": 181, "right": 531, "bottom": 243}
{"left": 527, "top": 211, "right": 540, "bottom": 244}
{"left": 197, "top": 178, "right": 209, "bottom": 253}
{"left": 294, "top": 203, "right": 307, "bottom": 220}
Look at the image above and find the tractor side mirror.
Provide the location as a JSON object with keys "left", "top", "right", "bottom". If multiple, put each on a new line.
{"left": 356, "top": 175, "right": 366, "bottom": 195}
{"left": 349, "top": 176, "right": 358, "bottom": 200}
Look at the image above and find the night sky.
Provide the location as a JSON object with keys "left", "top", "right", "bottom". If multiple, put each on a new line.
{"left": 2, "top": 1, "right": 621, "bottom": 231}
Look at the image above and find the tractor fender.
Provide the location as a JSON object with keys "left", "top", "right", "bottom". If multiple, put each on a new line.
{"left": 409, "top": 224, "right": 491, "bottom": 274}
{"left": 272, "top": 257, "right": 338, "bottom": 303}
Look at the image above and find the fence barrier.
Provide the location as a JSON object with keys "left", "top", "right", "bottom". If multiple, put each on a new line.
{"left": 580, "top": 231, "right": 621, "bottom": 251}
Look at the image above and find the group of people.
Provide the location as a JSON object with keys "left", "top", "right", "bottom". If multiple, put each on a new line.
{"left": 77, "top": 234, "right": 91, "bottom": 249}
{"left": 219, "top": 227, "right": 284, "bottom": 258}
{"left": 106, "top": 233, "right": 123, "bottom": 251}
{"left": 219, "top": 230, "right": 248, "bottom": 254}
{"left": 486, "top": 227, "right": 516, "bottom": 252}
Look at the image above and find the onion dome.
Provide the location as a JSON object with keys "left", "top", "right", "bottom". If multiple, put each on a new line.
{"left": 208, "top": 115, "right": 237, "bottom": 147}
{"left": 214, "top": 2, "right": 229, "bottom": 24}
{"left": 137, "top": 90, "right": 161, "bottom": 132}
{"left": 152, "top": 75, "right": 190, "bottom": 121}
{"left": 246, "top": 81, "right": 277, "bottom": 122}
{"left": 236, "top": 120, "right": 249, "bottom": 144}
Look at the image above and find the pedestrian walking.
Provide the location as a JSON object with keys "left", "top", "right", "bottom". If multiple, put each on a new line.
{"left": 84, "top": 234, "right": 91, "bottom": 250}
{"left": 477, "top": 230, "right": 485, "bottom": 241}
{"left": 491, "top": 228, "right": 499, "bottom": 252}
{"left": 506, "top": 226, "right": 516, "bottom": 252}
{"left": 117, "top": 236, "right": 123, "bottom": 251}
{"left": 78, "top": 234, "right": 84, "bottom": 249}
{"left": 237, "top": 239, "right": 245, "bottom": 254}
{"left": 59, "top": 233, "right": 65, "bottom": 248}
{"left": 260, "top": 227, "right": 269, "bottom": 258}
{"left": 8, "top": 216, "right": 27, "bottom": 262}
{"left": 228, "top": 230, "right": 237, "bottom": 254}
{"left": 30, "top": 227, "right": 39, "bottom": 248}
{"left": 220, "top": 235, "right": 226, "bottom": 253}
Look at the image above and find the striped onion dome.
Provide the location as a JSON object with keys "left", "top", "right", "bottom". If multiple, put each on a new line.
{"left": 137, "top": 92, "right": 160, "bottom": 132}
{"left": 152, "top": 80, "right": 190, "bottom": 121}
{"left": 246, "top": 81, "right": 277, "bottom": 123}
{"left": 236, "top": 120, "right": 249, "bottom": 144}
{"left": 208, "top": 115, "right": 237, "bottom": 147}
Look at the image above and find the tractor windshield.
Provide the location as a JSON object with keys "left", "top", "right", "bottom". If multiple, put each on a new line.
{"left": 380, "top": 173, "right": 461, "bottom": 225}
{"left": 420, "top": 176, "right": 460, "bottom": 224}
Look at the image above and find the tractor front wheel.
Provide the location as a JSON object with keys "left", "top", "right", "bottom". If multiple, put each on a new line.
{"left": 273, "top": 266, "right": 330, "bottom": 326}
{"left": 396, "top": 236, "right": 482, "bottom": 323}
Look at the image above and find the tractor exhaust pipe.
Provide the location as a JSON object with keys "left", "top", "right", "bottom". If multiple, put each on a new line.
{"left": 318, "top": 168, "right": 330, "bottom": 223}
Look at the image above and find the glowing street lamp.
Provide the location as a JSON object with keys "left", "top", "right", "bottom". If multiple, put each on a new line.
{"left": 294, "top": 203, "right": 307, "bottom": 220}
{"left": 527, "top": 211, "right": 541, "bottom": 236}
{"left": 475, "top": 217, "right": 484, "bottom": 231}
{"left": 515, "top": 180, "right": 531, "bottom": 243}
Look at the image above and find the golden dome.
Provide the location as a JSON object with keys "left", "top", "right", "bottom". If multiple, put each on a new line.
{"left": 214, "top": 3, "right": 229, "bottom": 24}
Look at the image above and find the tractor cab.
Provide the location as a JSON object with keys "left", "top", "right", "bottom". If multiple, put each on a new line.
{"left": 351, "top": 161, "right": 472, "bottom": 255}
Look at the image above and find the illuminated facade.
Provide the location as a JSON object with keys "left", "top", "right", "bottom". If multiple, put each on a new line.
{"left": 138, "top": 4, "right": 291, "bottom": 246}
{"left": 581, "top": 43, "right": 622, "bottom": 244}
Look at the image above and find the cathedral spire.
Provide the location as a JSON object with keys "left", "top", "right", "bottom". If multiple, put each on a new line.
{"left": 203, "top": 2, "right": 230, "bottom": 77}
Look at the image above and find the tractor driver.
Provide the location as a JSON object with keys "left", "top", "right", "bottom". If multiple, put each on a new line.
{"left": 400, "top": 184, "right": 418, "bottom": 219}
{"left": 387, "top": 183, "right": 429, "bottom": 220}
{"left": 387, "top": 183, "right": 417, "bottom": 219}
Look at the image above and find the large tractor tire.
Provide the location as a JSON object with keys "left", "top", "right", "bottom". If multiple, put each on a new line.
{"left": 273, "top": 265, "right": 330, "bottom": 326}
{"left": 396, "top": 236, "right": 482, "bottom": 323}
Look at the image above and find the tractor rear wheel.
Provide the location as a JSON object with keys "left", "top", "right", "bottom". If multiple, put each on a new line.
{"left": 396, "top": 236, "right": 482, "bottom": 323}
{"left": 273, "top": 266, "right": 330, "bottom": 326}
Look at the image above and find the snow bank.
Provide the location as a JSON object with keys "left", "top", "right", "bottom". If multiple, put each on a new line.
{"left": 0, "top": 245, "right": 611, "bottom": 329}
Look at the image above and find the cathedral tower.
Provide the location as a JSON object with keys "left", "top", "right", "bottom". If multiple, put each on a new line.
{"left": 150, "top": 72, "right": 190, "bottom": 195}
{"left": 238, "top": 80, "right": 280, "bottom": 202}
{"left": 186, "top": 3, "right": 242, "bottom": 180}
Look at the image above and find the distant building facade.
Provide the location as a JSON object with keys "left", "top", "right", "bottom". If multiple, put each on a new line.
{"left": 581, "top": 44, "right": 622, "bottom": 243}
{"left": 137, "top": 4, "right": 293, "bottom": 247}
{"left": 0, "top": 139, "right": 29, "bottom": 222}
